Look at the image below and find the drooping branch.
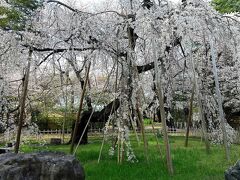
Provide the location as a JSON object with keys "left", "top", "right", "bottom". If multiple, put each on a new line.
{"left": 22, "top": 45, "right": 96, "bottom": 53}
{"left": 97, "top": 98, "right": 120, "bottom": 122}
{"left": 137, "top": 62, "right": 154, "bottom": 73}
{"left": 28, "top": 42, "right": 156, "bottom": 73}
{"left": 21, "top": 45, "right": 96, "bottom": 67}
{"left": 47, "top": 0, "right": 85, "bottom": 13}
{"left": 47, "top": 0, "right": 125, "bottom": 18}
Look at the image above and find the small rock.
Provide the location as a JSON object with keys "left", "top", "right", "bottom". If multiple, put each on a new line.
{"left": 0, "top": 152, "right": 85, "bottom": 180}
{"left": 225, "top": 160, "right": 240, "bottom": 180}
{"left": 7, "top": 143, "right": 13, "bottom": 147}
{"left": 50, "top": 138, "right": 62, "bottom": 145}
{"left": 0, "top": 147, "right": 12, "bottom": 154}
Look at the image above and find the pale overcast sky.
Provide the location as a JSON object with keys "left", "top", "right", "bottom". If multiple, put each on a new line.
{"left": 61, "top": 0, "right": 182, "bottom": 12}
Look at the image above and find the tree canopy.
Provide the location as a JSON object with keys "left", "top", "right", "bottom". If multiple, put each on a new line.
{"left": 212, "top": 0, "right": 240, "bottom": 13}
{"left": 0, "top": 0, "right": 43, "bottom": 30}
{"left": 0, "top": 0, "right": 240, "bottom": 172}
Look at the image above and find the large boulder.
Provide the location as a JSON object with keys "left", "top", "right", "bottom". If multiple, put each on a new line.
{"left": 0, "top": 152, "right": 85, "bottom": 180}
{"left": 225, "top": 160, "right": 240, "bottom": 180}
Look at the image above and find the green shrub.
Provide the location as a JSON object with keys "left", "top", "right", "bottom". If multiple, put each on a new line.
{"left": 32, "top": 112, "right": 75, "bottom": 130}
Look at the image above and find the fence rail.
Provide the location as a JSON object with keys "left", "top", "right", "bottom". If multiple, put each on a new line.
{"left": 39, "top": 129, "right": 71, "bottom": 134}
{"left": 38, "top": 121, "right": 201, "bottom": 134}
{"left": 39, "top": 127, "right": 202, "bottom": 137}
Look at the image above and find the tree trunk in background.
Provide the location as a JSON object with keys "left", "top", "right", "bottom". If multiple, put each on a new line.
{"left": 68, "top": 98, "right": 120, "bottom": 145}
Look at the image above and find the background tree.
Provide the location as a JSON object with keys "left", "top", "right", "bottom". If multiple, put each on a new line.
{"left": 0, "top": 0, "right": 43, "bottom": 30}
{"left": 212, "top": 0, "right": 240, "bottom": 13}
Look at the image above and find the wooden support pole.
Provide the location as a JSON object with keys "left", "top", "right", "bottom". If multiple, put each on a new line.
{"left": 190, "top": 47, "right": 210, "bottom": 154}
{"left": 153, "top": 41, "right": 174, "bottom": 174}
{"left": 62, "top": 69, "right": 69, "bottom": 143}
{"left": 210, "top": 37, "right": 230, "bottom": 161}
{"left": 15, "top": 48, "right": 33, "bottom": 153}
{"left": 70, "top": 62, "right": 91, "bottom": 154}
{"left": 136, "top": 102, "right": 149, "bottom": 163}
{"left": 129, "top": 111, "right": 140, "bottom": 146}
{"left": 150, "top": 117, "right": 163, "bottom": 160}
{"left": 185, "top": 84, "right": 195, "bottom": 147}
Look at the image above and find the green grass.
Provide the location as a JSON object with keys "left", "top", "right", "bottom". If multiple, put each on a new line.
{"left": 20, "top": 135, "right": 240, "bottom": 180}
{"left": 144, "top": 118, "right": 152, "bottom": 125}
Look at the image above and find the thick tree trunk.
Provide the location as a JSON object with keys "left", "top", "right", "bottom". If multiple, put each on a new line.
{"left": 68, "top": 99, "right": 120, "bottom": 145}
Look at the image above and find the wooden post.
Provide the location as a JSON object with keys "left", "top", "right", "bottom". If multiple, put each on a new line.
{"left": 210, "top": 37, "right": 230, "bottom": 161}
{"left": 153, "top": 41, "right": 173, "bottom": 174}
{"left": 190, "top": 47, "right": 210, "bottom": 154}
{"left": 62, "top": 69, "right": 69, "bottom": 144}
{"left": 15, "top": 48, "right": 33, "bottom": 153}
{"left": 185, "top": 84, "right": 195, "bottom": 147}
{"left": 70, "top": 62, "right": 91, "bottom": 154}
{"left": 117, "top": 124, "right": 121, "bottom": 164}
{"left": 129, "top": 111, "right": 140, "bottom": 146}
{"left": 136, "top": 102, "right": 149, "bottom": 163}
{"left": 150, "top": 117, "right": 163, "bottom": 160}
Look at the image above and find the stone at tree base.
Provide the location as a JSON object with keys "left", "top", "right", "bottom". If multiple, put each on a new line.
{"left": 225, "top": 160, "right": 240, "bottom": 180}
{"left": 0, "top": 148, "right": 12, "bottom": 154}
{"left": 0, "top": 152, "right": 85, "bottom": 180}
{"left": 7, "top": 143, "right": 13, "bottom": 147}
{"left": 50, "top": 138, "right": 62, "bottom": 145}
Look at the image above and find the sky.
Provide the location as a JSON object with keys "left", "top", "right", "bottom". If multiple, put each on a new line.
{"left": 61, "top": 0, "right": 182, "bottom": 12}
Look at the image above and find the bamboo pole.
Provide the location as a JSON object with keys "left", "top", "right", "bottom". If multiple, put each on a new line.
{"left": 70, "top": 62, "right": 91, "bottom": 154}
{"left": 15, "top": 48, "right": 33, "bottom": 153}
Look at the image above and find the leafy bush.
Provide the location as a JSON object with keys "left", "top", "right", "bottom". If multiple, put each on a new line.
{"left": 32, "top": 112, "right": 75, "bottom": 130}
{"left": 144, "top": 118, "right": 152, "bottom": 125}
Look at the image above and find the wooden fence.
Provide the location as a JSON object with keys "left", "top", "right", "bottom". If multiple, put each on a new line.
{"left": 39, "top": 129, "right": 71, "bottom": 134}
{"left": 39, "top": 127, "right": 202, "bottom": 137}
